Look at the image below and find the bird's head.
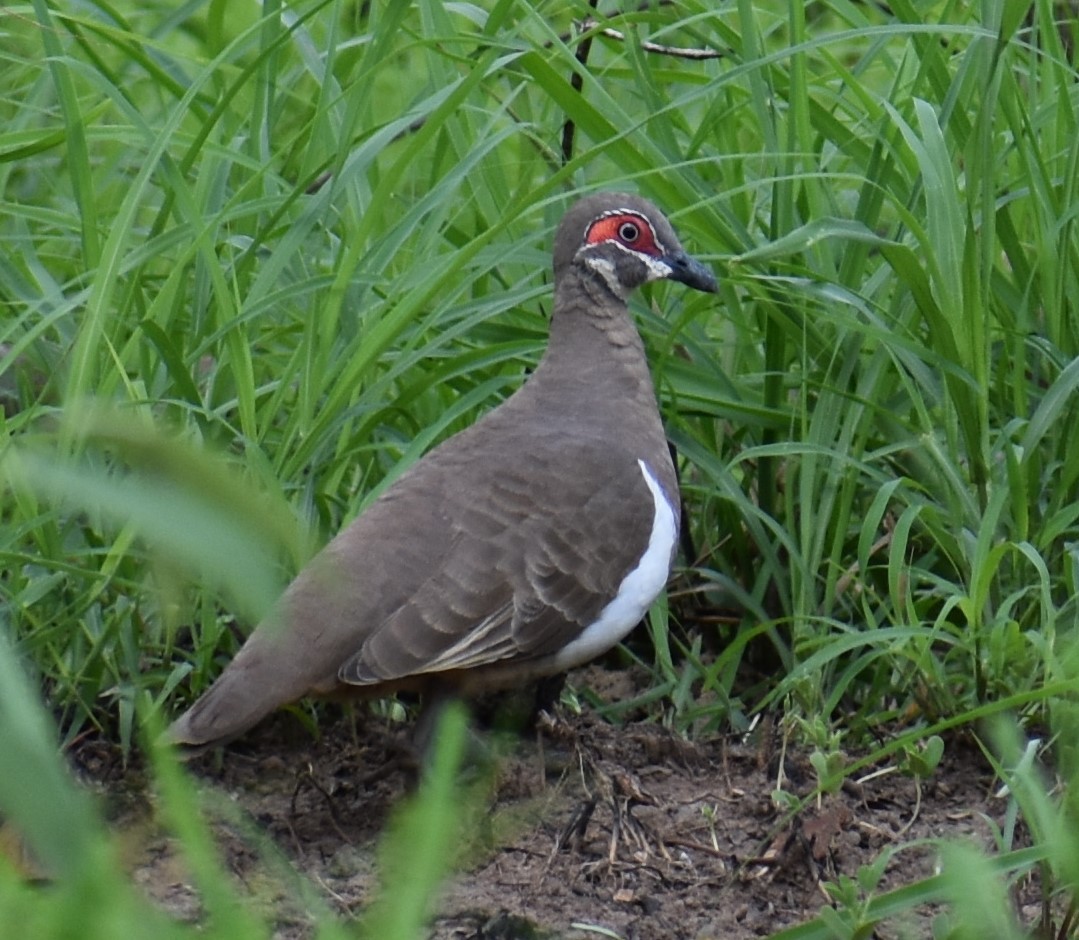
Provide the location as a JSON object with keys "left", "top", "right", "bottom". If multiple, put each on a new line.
{"left": 553, "top": 192, "right": 717, "bottom": 299}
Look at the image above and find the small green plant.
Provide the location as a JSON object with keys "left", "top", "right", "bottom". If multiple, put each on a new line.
{"left": 701, "top": 803, "right": 722, "bottom": 853}
{"left": 897, "top": 735, "right": 945, "bottom": 782}
{"left": 791, "top": 704, "right": 849, "bottom": 797}
{"left": 807, "top": 739, "right": 848, "bottom": 798}
{"left": 819, "top": 849, "right": 893, "bottom": 940}
{"left": 894, "top": 734, "right": 945, "bottom": 835}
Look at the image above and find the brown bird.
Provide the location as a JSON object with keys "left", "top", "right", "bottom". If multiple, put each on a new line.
{"left": 168, "top": 192, "right": 716, "bottom": 751}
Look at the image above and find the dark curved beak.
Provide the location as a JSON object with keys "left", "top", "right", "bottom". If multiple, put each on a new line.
{"left": 664, "top": 250, "right": 718, "bottom": 293}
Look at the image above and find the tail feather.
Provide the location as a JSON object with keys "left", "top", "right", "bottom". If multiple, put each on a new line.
{"left": 167, "top": 666, "right": 287, "bottom": 753}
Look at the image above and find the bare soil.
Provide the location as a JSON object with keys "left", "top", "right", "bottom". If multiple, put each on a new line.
{"left": 75, "top": 667, "right": 1034, "bottom": 939}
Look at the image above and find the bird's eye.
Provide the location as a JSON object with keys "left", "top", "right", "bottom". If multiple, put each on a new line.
{"left": 618, "top": 221, "right": 640, "bottom": 242}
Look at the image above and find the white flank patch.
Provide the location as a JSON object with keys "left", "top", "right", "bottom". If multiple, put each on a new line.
{"left": 549, "top": 459, "right": 677, "bottom": 670}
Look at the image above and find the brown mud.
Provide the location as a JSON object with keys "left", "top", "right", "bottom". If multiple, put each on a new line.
{"left": 72, "top": 667, "right": 1035, "bottom": 940}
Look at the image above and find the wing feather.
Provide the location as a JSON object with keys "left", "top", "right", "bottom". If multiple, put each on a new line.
{"left": 338, "top": 437, "right": 672, "bottom": 685}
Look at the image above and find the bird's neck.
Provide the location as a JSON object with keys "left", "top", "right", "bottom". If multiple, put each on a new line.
{"left": 529, "top": 269, "right": 660, "bottom": 415}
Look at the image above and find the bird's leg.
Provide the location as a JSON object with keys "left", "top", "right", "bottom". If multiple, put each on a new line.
{"left": 540, "top": 711, "right": 669, "bottom": 866}
{"left": 411, "top": 685, "right": 499, "bottom": 781}
{"left": 412, "top": 686, "right": 458, "bottom": 761}
{"left": 533, "top": 673, "right": 566, "bottom": 716}
{"left": 550, "top": 794, "right": 598, "bottom": 858}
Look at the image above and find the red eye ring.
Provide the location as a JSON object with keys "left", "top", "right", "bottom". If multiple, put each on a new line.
{"left": 584, "top": 212, "right": 661, "bottom": 257}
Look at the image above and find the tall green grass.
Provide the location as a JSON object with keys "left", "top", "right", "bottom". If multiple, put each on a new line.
{"left": 2, "top": 0, "right": 1079, "bottom": 936}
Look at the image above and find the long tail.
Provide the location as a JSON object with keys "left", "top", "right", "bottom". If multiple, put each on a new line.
{"left": 166, "top": 639, "right": 304, "bottom": 753}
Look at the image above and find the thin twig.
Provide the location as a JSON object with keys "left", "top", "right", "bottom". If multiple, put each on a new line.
{"left": 580, "top": 16, "right": 723, "bottom": 60}
{"left": 895, "top": 776, "right": 923, "bottom": 837}
{"left": 561, "top": 0, "right": 600, "bottom": 165}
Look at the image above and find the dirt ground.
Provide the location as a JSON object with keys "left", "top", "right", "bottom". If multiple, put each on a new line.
{"left": 74, "top": 666, "right": 1036, "bottom": 940}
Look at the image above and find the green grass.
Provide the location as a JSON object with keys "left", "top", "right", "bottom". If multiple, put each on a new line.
{"left": 2, "top": 0, "right": 1079, "bottom": 936}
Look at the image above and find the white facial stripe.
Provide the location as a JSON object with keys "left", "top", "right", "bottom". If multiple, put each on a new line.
{"left": 583, "top": 254, "right": 628, "bottom": 297}
{"left": 579, "top": 239, "right": 674, "bottom": 290}
{"left": 639, "top": 250, "right": 676, "bottom": 282}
